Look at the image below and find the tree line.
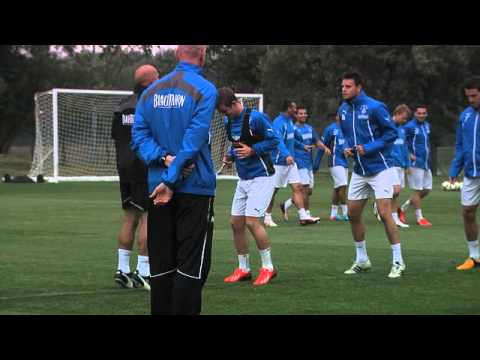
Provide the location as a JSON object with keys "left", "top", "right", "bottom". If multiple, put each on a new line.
{"left": 1, "top": 45, "right": 479, "bottom": 154}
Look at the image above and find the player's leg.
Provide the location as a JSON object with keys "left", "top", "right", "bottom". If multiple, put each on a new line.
{"left": 330, "top": 187, "right": 340, "bottom": 220}
{"left": 344, "top": 172, "right": 371, "bottom": 274}
{"left": 265, "top": 165, "right": 284, "bottom": 226}
{"left": 371, "top": 168, "right": 405, "bottom": 278}
{"left": 148, "top": 198, "right": 177, "bottom": 315}
{"left": 173, "top": 195, "right": 215, "bottom": 315}
{"left": 265, "top": 188, "right": 279, "bottom": 226}
{"left": 391, "top": 168, "right": 409, "bottom": 228}
{"left": 330, "top": 166, "right": 348, "bottom": 220}
{"left": 245, "top": 175, "right": 277, "bottom": 286}
{"left": 225, "top": 180, "right": 252, "bottom": 282}
{"left": 457, "top": 177, "right": 480, "bottom": 270}
{"left": 338, "top": 185, "right": 348, "bottom": 220}
{"left": 115, "top": 181, "right": 137, "bottom": 288}
{"left": 130, "top": 181, "right": 151, "bottom": 290}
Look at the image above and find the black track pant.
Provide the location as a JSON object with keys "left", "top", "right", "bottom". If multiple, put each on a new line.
{"left": 148, "top": 194, "right": 214, "bottom": 315}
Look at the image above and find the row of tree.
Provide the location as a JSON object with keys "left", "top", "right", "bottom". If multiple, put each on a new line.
{"left": 1, "top": 45, "right": 479, "bottom": 154}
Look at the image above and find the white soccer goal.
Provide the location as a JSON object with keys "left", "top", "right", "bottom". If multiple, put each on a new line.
{"left": 29, "top": 89, "right": 263, "bottom": 182}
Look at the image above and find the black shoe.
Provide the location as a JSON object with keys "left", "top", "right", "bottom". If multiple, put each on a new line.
{"left": 131, "top": 270, "right": 151, "bottom": 291}
{"left": 114, "top": 270, "right": 134, "bottom": 289}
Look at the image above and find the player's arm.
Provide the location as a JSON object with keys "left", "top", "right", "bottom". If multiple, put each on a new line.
{"left": 316, "top": 127, "right": 331, "bottom": 155}
{"left": 249, "top": 114, "right": 280, "bottom": 155}
{"left": 361, "top": 105, "right": 397, "bottom": 155}
{"left": 131, "top": 100, "right": 170, "bottom": 167}
{"left": 273, "top": 121, "right": 293, "bottom": 159}
{"left": 161, "top": 88, "right": 217, "bottom": 189}
{"left": 449, "top": 115, "right": 465, "bottom": 182}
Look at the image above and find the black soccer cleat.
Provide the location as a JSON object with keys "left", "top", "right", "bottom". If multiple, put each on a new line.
{"left": 131, "top": 270, "right": 151, "bottom": 291}
{"left": 114, "top": 270, "right": 134, "bottom": 289}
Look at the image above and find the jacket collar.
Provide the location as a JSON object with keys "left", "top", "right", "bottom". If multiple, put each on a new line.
{"left": 347, "top": 90, "right": 367, "bottom": 107}
{"left": 175, "top": 61, "right": 203, "bottom": 75}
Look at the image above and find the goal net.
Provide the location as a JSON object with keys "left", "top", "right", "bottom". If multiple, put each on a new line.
{"left": 29, "top": 89, "right": 263, "bottom": 182}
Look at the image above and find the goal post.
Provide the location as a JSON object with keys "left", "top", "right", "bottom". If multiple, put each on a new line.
{"left": 29, "top": 89, "right": 264, "bottom": 183}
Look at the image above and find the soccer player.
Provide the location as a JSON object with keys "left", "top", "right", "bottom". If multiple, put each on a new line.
{"left": 338, "top": 72, "right": 406, "bottom": 279}
{"left": 389, "top": 104, "right": 412, "bottom": 228}
{"left": 111, "top": 64, "right": 159, "bottom": 291}
{"left": 314, "top": 113, "right": 349, "bottom": 221}
{"left": 217, "top": 88, "right": 279, "bottom": 286}
{"left": 280, "top": 106, "right": 323, "bottom": 222}
{"left": 264, "top": 100, "right": 317, "bottom": 227}
{"left": 449, "top": 76, "right": 480, "bottom": 270}
{"left": 132, "top": 45, "right": 217, "bottom": 315}
{"left": 399, "top": 105, "right": 433, "bottom": 227}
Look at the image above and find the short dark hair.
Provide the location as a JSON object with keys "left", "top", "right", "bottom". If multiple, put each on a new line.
{"left": 296, "top": 105, "right": 306, "bottom": 111}
{"left": 282, "top": 100, "right": 295, "bottom": 112}
{"left": 216, "top": 87, "right": 238, "bottom": 110}
{"left": 415, "top": 105, "right": 428, "bottom": 112}
{"left": 464, "top": 77, "right": 480, "bottom": 91}
{"left": 342, "top": 72, "right": 364, "bottom": 86}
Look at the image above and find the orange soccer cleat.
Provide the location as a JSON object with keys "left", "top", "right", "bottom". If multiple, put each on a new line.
{"left": 456, "top": 258, "right": 480, "bottom": 271}
{"left": 398, "top": 208, "right": 407, "bottom": 224}
{"left": 224, "top": 268, "right": 252, "bottom": 283}
{"left": 417, "top": 218, "right": 432, "bottom": 227}
{"left": 253, "top": 267, "right": 277, "bottom": 286}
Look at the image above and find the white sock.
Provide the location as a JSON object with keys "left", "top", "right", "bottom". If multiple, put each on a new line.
{"left": 259, "top": 247, "right": 274, "bottom": 271}
{"left": 355, "top": 240, "right": 368, "bottom": 263}
{"left": 306, "top": 210, "right": 311, "bottom": 218}
{"left": 467, "top": 240, "right": 480, "bottom": 260}
{"left": 341, "top": 205, "right": 348, "bottom": 216}
{"left": 285, "top": 198, "right": 293, "bottom": 210}
{"left": 401, "top": 200, "right": 410, "bottom": 212}
{"left": 392, "top": 212, "right": 400, "bottom": 223}
{"left": 330, "top": 205, "right": 339, "bottom": 218}
{"left": 118, "top": 249, "right": 132, "bottom": 273}
{"left": 415, "top": 209, "right": 423, "bottom": 221}
{"left": 391, "top": 243, "right": 404, "bottom": 265}
{"left": 136, "top": 255, "right": 150, "bottom": 277}
{"left": 238, "top": 254, "right": 250, "bottom": 271}
{"left": 298, "top": 208, "right": 309, "bottom": 220}
{"left": 264, "top": 212, "right": 272, "bottom": 220}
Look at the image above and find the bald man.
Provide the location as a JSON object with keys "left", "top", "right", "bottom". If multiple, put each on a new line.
{"left": 132, "top": 45, "right": 217, "bottom": 315}
{"left": 112, "top": 64, "right": 159, "bottom": 291}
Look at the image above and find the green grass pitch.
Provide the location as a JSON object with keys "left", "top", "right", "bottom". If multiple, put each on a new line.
{"left": 1, "top": 175, "right": 479, "bottom": 315}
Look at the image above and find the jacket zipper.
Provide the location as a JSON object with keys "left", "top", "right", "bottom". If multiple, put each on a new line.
{"left": 352, "top": 104, "right": 366, "bottom": 175}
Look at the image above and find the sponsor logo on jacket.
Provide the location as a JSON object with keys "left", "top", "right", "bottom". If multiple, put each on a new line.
{"left": 122, "top": 114, "right": 134, "bottom": 125}
{"left": 153, "top": 94, "right": 186, "bottom": 109}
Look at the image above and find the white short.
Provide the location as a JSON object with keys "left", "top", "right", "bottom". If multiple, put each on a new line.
{"left": 392, "top": 167, "right": 406, "bottom": 188}
{"left": 273, "top": 164, "right": 301, "bottom": 188}
{"left": 348, "top": 168, "right": 395, "bottom": 200}
{"left": 298, "top": 168, "right": 314, "bottom": 188}
{"left": 231, "top": 176, "right": 276, "bottom": 217}
{"left": 461, "top": 177, "right": 480, "bottom": 207}
{"left": 329, "top": 166, "right": 348, "bottom": 189}
{"left": 407, "top": 168, "right": 432, "bottom": 190}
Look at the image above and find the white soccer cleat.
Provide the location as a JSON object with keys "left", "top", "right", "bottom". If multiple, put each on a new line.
{"left": 395, "top": 220, "right": 410, "bottom": 228}
{"left": 264, "top": 218, "right": 278, "bottom": 227}
{"left": 309, "top": 216, "right": 321, "bottom": 222}
{"left": 388, "top": 262, "right": 406, "bottom": 279}
{"left": 344, "top": 259, "right": 372, "bottom": 274}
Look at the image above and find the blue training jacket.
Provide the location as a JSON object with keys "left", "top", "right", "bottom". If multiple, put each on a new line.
{"left": 314, "top": 122, "right": 348, "bottom": 171}
{"left": 391, "top": 123, "right": 411, "bottom": 169}
{"left": 224, "top": 108, "right": 279, "bottom": 180}
{"left": 271, "top": 113, "right": 296, "bottom": 165}
{"left": 294, "top": 123, "right": 320, "bottom": 170}
{"left": 337, "top": 91, "right": 397, "bottom": 177}
{"left": 449, "top": 106, "right": 480, "bottom": 179}
{"left": 404, "top": 118, "right": 431, "bottom": 170}
{"left": 131, "top": 61, "right": 218, "bottom": 196}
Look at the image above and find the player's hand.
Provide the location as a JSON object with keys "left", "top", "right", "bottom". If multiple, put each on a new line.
{"left": 304, "top": 145, "right": 314, "bottom": 152}
{"left": 181, "top": 163, "right": 195, "bottom": 178}
{"left": 164, "top": 155, "right": 175, "bottom": 167}
{"left": 410, "top": 154, "right": 416, "bottom": 161}
{"left": 356, "top": 144, "right": 366, "bottom": 156}
{"left": 323, "top": 147, "right": 332, "bottom": 156}
{"left": 223, "top": 155, "right": 233, "bottom": 166}
{"left": 344, "top": 148, "right": 354, "bottom": 158}
{"left": 150, "top": 183, "right": 173, "bottom": 206}
{"left": 286, "top": 156, "right": 294, "bottom": 165}
{"left": 234, "top": 142, "right": 255, "bottom": 159}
